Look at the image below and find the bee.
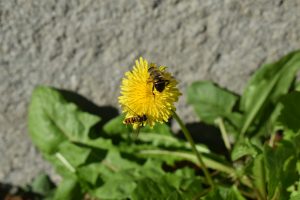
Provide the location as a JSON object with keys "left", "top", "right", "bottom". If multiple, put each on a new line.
{"left": 123, "top": 114, "right": 147, "bottom": 126}
{"left": 123, "top": 106, "right": 147, "bottom": 138}
{"left": 148, "top": 64, "right": 170, "bottom": 94}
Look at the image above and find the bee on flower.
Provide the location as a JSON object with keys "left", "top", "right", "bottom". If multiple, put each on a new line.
{"left": 118, "top": 57, "right": 181, "bottom": 132}
{"left": 147, "top": 63, "right": 170, "bottom": 95}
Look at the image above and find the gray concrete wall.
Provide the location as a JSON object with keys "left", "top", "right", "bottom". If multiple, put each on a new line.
{"left": 1, "top": 0, "right": 300, "bottom": 185}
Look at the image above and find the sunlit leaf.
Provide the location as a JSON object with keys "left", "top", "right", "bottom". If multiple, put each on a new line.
{"left": 187, "top": 81, "right": 240, "bottom": 126}
{"left": 28, "top": 86, "right": 101, "bottom": 154}
{"left": 264, "top": 140, "right": 299, "bottom": 199}
{"left": 53, "top": 178, "right": 83, "bottom": 200}
{"left": 240, "top": 50, "right": 300, "bottom": 135}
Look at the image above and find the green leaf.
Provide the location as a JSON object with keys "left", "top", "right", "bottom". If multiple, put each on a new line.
{"left": 290, "top": 181, "right": 300, "bottom": 200}
{"left": 98, "top": 150, "right": 141, "bottom": 181}
{"left": 92, "top": 159, "right": 160, "bottom": 199}
{"left": 204, "top": 186, "right": 246, "bottom": 200}
{"left": 187, "top": 81, "right": 239, "bottom": 126}
{"left": 174, "top": 167, "right": 196, "bottom": 178}
{"left": 132, "top": 168, "right": 202, "bottom": 200}
{"left": 166, "top": 169, "right": 203, "bottom": 199}
{"left": 142, "top": 123, "right": 173, "bottom": 135}
{"left": 93, "top": 175, "right": 137, "bottom": 199}
{"left": 135, "top": 133, "right": 193, "bottom": 149}
{"left": 131, "top": 177, "right": 181, "bottom": 200}
{"left": 36, "top": 142, "right": 99, "bottom": 178}
{"left": 176, "top": 178, "right": 203, "bottom": 199}
{"left": 28, "top": 86, "right": 101, "bottom": 154}
{"left": 240, "top": 50, "right": 300, "bottom": 135}
{"left": 278, "top": 92, "right": 300, "bottom": 132}
{"left": 103, "top": 114, "right": 173, "bottom": 136}
{"left": 295, "top": 82, "right": 300, "bottom": 91}
{"left": 77, "top": 137, "right": 113, "bottom": 151}
{"left": 231, "top": 139, "right": 262, "bottom": 161}
{"left": 58, "top": 142, "right": 91, "bottom": 168}
{"left": 92, "top": 155, "right": 205, "bottom": 199}
{"left": 104, "top": 150, "right": 141, "bottom": 170}
{"left": 291, "top": 192, "right": 300, "bottom": 200}
{"left": 53, "top": 178, "right": 83, "bottom": 200}
{"left": 30, "top": 173, "right": 55, "bottom": 196}
{"left": 77, "top": 163, "right": 102, "bottom": 185}
{"left": 264, "top": 140, "right": 299, "bottom": 200}
{"left": 137, "top": 149, "right": 234, "bottom": 175}
{"left": 103, "top": 114, "right": 130, "bottom": 135}
{"left": 251, "top": 154, "right": 266, "bottom": 199}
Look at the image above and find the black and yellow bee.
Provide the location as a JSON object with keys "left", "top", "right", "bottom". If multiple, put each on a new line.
{"left": 148, "top": 64, "right": 170, "bottom": 94}
{"left": 123, "top": 106, "right": 147, "bottom": 138}
{"left": 123, "top": 114, "right": 147, "bottom": 126}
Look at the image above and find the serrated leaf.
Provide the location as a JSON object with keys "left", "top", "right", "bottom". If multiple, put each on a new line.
{"left": 264, "top": 140, "right": 299, "bottom": 199}
{"left": 93, "top": 176, "right": 137, "bottom": 199}
{"left": 30, "top": 174, "right": 55, "bottom": 196}
{"left": 131, "top": 177, "right": 181, "bottom": 200}
{"left": 164, "top": 170, "right": 203, "bottom": 199}
{"left": 240, "top": 51, "right": 300, "bottom": 135}
{"left": 231, "top": 139, "right": 262, "bottom": 161}
{"left": 204, "top": 186, "right": 246, "bottom": 200}
{"left": 142, "top": 123, "right": 173, "bottom": 135}
{"left": 252, "top": 154, "right": 266, "bottom": 199}
{"left": 58, "top": 141, "right": 91, "bottom": 168}
{"left": 137, "top": 149, "right": 234, "bottom": 175}
{"left": 28, "top": 86, "right": 101, "bottom": 154}
{"left": 174, "top": 167, "right": 196, "bottom": 178}
{"left": 130, "top": 166, "right": 203, "bottom": 200}
{"left": 53, "top": 178, "right": 83, "bottom": 200}
{"left": 103, "top": 114, "right": 130, "bottom": 135}
{"left": 77, "top": 163, "right": 103, "bottom": 185}
{"left": 135, "top": 133, "right": 187, "bottom": 149}
{"left": 103, "top": 114, "right": 173, "bottom": 136}
{"left": 187, "top": 81, "right": 239, "bottom": 126}
{"left": 92, "top": 156, "right": 205, "bottom": 200}
{"left": 39, "top": 141, "right": 97, "bottom": 179}
{"left": 97, "top": 150, "right": 141, "bottom": 183}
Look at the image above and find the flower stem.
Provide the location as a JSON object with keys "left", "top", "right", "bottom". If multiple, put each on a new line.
{"left": 172, "top": 111, "right": 214, "bottom": 188}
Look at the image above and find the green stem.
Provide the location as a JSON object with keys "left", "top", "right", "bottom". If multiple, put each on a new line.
{"left": 215, "top": 118, "right": 231, "bottom": 150}
{"left": 172, "top": 110, "right": 214, "bottom": 188}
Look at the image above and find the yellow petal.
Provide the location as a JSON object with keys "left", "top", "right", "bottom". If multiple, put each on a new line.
{"left": 119, "top": 57, "right": 181, "bottom": 128}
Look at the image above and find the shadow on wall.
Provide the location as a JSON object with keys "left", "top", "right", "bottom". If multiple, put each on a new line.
{"left": 57, "top": 89, "right": 119, "bottom": 138}
{"left": 56, "top": 89, "right": 228, "bottom": 157}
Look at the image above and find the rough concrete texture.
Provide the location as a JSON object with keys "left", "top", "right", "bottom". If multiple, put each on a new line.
{"left": 1, "top": 0, "right": 300, "bottom": 185}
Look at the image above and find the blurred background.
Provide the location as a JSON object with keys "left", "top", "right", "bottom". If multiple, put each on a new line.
{"left": 1, "top": 0, "right": 300, "bottom": 186}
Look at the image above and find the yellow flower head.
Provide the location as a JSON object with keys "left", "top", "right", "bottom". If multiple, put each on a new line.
{"left": 119, "top": 57, "right": 181, "bottom": 129}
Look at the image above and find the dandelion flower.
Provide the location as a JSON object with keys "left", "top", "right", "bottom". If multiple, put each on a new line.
{"left": 118, "top": 57, "right": 181, "bottom": 129}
